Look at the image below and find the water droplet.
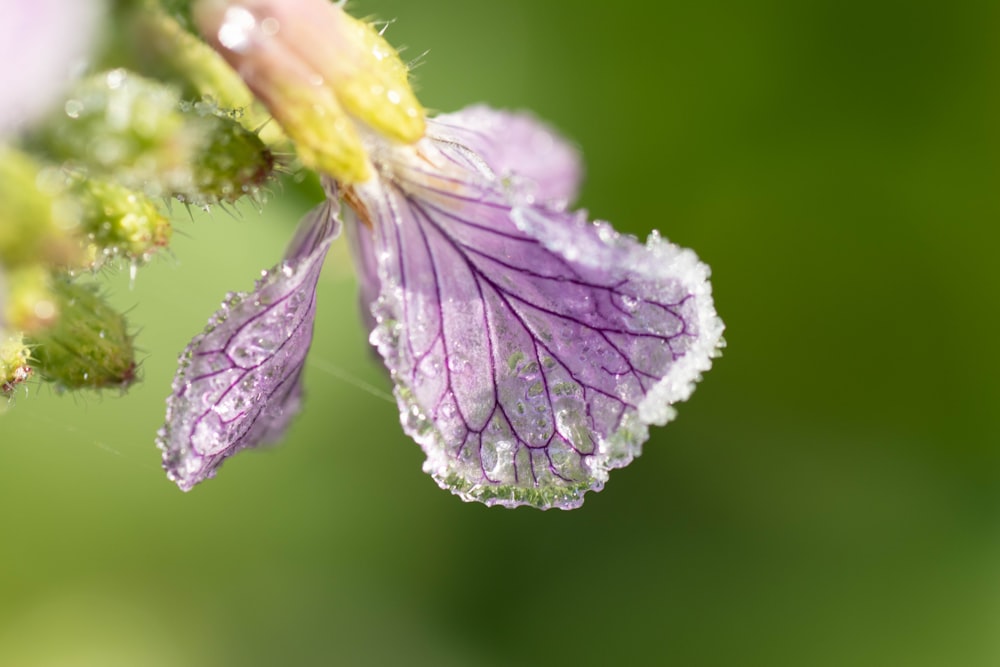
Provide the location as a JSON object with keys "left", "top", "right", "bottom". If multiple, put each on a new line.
{"left": 33, "top": 300, "right": 56, "bottom": 321}
{"left": 218, "top": 7, "right": 257, "bottom": 53}
{"left": 620, "top": 294, "right": 640, "bottom": 312}
{"left": 64, "top": 99, "right": 83, "bottom": 119}
{"left": 105, "top": 69, "right": 126, "bottom": 89}
{"left": 448, "top": 358, "right": 470, "bottom": 375}
{"left": 261, "top": 17, "right": 280, "bottom": 36}
{"left": 597, "top": 224, "right": 617, "bottom": 244}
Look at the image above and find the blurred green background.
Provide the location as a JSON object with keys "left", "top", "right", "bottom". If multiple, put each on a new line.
{"left": 2, "top": 0, "right": 999, "bottom": 665}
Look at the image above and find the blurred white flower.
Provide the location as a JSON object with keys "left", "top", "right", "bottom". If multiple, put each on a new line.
{"left": 0, "top": 0, "right": 104, "bottom": 137}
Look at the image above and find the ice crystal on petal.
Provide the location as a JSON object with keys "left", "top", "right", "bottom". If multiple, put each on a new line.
{"left": 350, "top": 108, "right": 724, "bottom": 509}
{"left": 157, "top": 199, "right": 339, "bottom": 490}
{"left": 159, "top": 0, "right": 723, "bottom": 506}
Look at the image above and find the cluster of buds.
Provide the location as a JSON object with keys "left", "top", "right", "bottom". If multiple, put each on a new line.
{"left": 1, "top": 0, "right": 282, "bottom": 402}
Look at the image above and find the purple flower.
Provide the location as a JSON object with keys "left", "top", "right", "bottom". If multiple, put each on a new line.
{"left": 159, "top": 105, "right": 723, "bottom": 507}
{"left": 161, "top": 0, "right": 723, "bottom": 507}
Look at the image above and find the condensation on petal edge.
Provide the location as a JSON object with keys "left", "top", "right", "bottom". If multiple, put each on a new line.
{"left": 157, "top": 200, "right": 339, "bottom": 490}
{"left": 350, "top": 116, "right": 725, "bottom": 510}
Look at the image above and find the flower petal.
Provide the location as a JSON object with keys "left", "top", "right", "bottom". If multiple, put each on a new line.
{"left": 0, "top": 0, "right": 103, "bottom": 136}
{"left": 351, "top": 129, "right": 723, "bottom": 509}
{"left": 342, "top": 203, "right": 380, "bottom": 334}
{"left": 429, "top": 106, "right": 583, "bottom": 207}
{"left": 157, "top": 199, "right": 339, "bottom": 490}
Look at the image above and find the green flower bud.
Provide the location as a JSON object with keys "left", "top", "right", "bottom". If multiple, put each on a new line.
{"left": 0, "top": 148, "right": 82, "bottom": 268}
{"left": 3, "top": 265, "right": 59, "bottom": 334}
{"left": 156, "top": 0, "right": 198, "bottom": 34}
{"left": 1, "top": 332, "right": 33, "bottom": 399}
{"left": 181, "top": 101, "right": 276, "bottom": 204}
{"left": 34, "top": 70, "right": 274, "bottom": 205}
{"left": 129, "top": 5, "right": 285, "bottom": 146}
{"left": 193, "top": 0, "right": 427, "bottom": 184}
{"left": 28, "top": 278, "right": 136, "bottom": 390}
{"left": 68, "top": 176, "right": 172, "bottom": 268}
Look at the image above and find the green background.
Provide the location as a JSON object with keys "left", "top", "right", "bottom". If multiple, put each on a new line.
{"left": 2, "top": 0, "right": 998, "bottom": 664}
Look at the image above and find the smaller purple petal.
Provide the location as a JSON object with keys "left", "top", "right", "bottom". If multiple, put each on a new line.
{"left": 429, "top": 106, "right": 583, "bottom": 207}
{"left": 157, "top": 199, "right": 339, "bottom": 490}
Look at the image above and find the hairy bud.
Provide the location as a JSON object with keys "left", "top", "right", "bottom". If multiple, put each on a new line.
{"left": 0, "top": 148, "right": 82, "bottom": 269}
{"left": 193, "top": 0, "right": 425, "bottom": 183}
{"left": 34, "top": 70, "right": 274, "bottom": 205}
{"left": 68, "top": 176, "right": 172, "bottom": 268}
{"left": 3, "top": 265, "right": 59, "bottom": 334}
{"left": 130, "top": 7, "right": 285, "bottom": 145}
{"left": 1, "top": 333, "right": 33, "bottom": 399}
{"left": 28, "top": 279, "right": 136, "bottom": 390}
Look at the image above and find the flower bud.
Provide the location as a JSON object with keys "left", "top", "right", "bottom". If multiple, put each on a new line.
{"left": 156, "top": 0, "right": 199, "bottom": 34}
{"left": 0, "top": 148, "right": 82, "bottom": 268}
{"left": 68, "top": 176, "right": 172, "bottom": 268}
{"left": 28, "top": 278, "right": 136, "bottom": 390}
{"left": 193, "top": 0, "right": 426, "bottom": 183}
{"left": 3, "top": 265, "right": 59, "bottom": 335}
{"left": 1, "top": 332, "right": 33, "bottom": 399}
{"left": 183, "top": 103, "right": 276, "bottom": 204}
{"left": 129, "top": 6, "right": 285, "bottom": 146}
{"left": 34, "top": 70, "right": 274, "bottom": 204}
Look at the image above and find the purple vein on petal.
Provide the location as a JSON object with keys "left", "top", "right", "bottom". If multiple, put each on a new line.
{"left": 157, "top": 199, "right": 340, "bottom": 491}
{"left": 352, "top": 108, "right": 724, "bottom": 509}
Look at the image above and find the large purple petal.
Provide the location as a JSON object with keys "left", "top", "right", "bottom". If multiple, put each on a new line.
{"left": 350, "top": 129, "right": 724, "bottom": 509}
{"left": 429, "top": 106, "right": 583, "bottom": 207}
{"left": 157, "top": 199, "right": 339, "bottom": 490}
